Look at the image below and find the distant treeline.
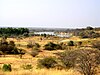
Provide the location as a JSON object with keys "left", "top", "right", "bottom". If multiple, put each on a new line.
{"left": 0, "top": 28, "right": 29, "bottom": 37}
{"left": 73, "top": 27, "right": 100, "bottom": 38}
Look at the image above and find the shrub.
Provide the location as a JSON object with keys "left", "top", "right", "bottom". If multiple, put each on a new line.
{"left": 27, "top": 43, "right": 33, "bottom": 48}
{"left": 67, "top": 41, "right": 74, "bottom": 46}
{"left": 59, "top": 43, "right": 67, "bottom": 50}
{"left": 33, "top": 43, "right": 40, "bottom": 48}
{"left": 28, "top": 43, "right": 40, "bottom": 57}
{"left": 2, "top": 64, "right": 12, "bottom": 72}
{"left": 0, "top": 39, "right": 20, "bottom": 55}
{"left": 57, "top": 49, "right": 100, "bottom": 75}
{"left": 9, "top": 41, "right": 15, "bottom": 47}
{"left": 44, "top": 42, "right": 62, "bottom": 50}
{"left": 57, "top": 50, "right": 77, "bottom": 69}
{"left": 22, "top": 64, "right": 33, "bottom": 70}
{"left": 86, "top": 26, "right": 93, "bottom": 30}
{"left": 78, "top": 41, "right": 82, "bottom": 46}
{"left": 29, "top": 50, "right": 39, "bottom": 57}
{"left": 27, "top": 42, "right": 40, "bottom": 48}
{"left": 37, "top": 57, "right": 57, "bottom": 69}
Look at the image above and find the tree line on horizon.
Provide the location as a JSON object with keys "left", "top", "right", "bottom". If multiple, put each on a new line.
{"left": 0, "top": 27, "right": 29, "bottom": 37}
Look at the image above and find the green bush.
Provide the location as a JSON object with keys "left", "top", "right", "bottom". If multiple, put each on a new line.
{"left": 0, "top": 39, "right": 20, "bottom": 55}
{"left": 22, "top": 64, "right": 33, "bottom": 70}
{"left": 2, "top": 64, "right": 12, "bottom": 72}
{"left": 37, "top": 57, "right": 57, "bottom": 69}
{"left": 67, "top": 41, "right": 74, "bottom": 46}
{"left": 44, "top": 42, "right": 62, "bottom": 50}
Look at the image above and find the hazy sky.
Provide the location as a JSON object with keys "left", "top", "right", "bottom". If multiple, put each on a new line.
{"left": 0, "top": 0, "right": 100, "bottom": 28}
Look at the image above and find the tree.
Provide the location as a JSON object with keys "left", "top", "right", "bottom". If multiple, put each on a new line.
{"left": 0, "top": 27, "right": 29, "bottom": 37}
{"left": 86, "top": 26, "right": 93, "bottom": 30}
{"left": 57, "top": 49, "right": 100, "bottom": 75}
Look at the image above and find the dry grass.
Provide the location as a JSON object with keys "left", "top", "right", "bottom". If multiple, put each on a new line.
{"left": 0, "top": 36, "right": 100, "bottom": 75}
{"left": 0, "top": 54, "right": 82, "bottom": 75}
{"left": 0, "top": 67, "right": 81, "bottom": 75}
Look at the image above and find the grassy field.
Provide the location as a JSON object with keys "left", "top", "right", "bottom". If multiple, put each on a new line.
{"left": 0, "top": 36, "right": 100, "bottom": 75}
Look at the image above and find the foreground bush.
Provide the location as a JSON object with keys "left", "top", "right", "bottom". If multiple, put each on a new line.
{"left": 37, "top": 57, "right": 57, "bottom": 69}
{"left": 57, "top": 49, "right": 100, "bottom": 75}
{"left": 57, "top": 50, "right": 77, "bottom": 69}
{"left": 2, "top": 64, "right": 12, "bottom": 72}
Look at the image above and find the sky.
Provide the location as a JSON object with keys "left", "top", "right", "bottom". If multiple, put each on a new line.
{"left": 0, "top": 0, "right": 100, "bottom": 28}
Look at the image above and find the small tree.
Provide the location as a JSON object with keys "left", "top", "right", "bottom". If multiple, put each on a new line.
{"left": 57, "top": 49, "right": 100, "bottom": 75}
{"left": 86, "top": 26, "right": 93, "bottom": 30}
{"left": 76, "top": 49, "right": 100, "bottom": 75}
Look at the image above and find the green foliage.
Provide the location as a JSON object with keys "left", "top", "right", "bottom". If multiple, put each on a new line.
{"left": 21, "top": 64, "right": 33, "bottom": 70}
{"left": 79, "top": 31, "right": 100, "bottom": 38}
{"left": 44, "top": 42, "right": 62, "bottom": 50}
{"left": 0, "top": 38, "right": 24, "bottom": 55}
{"left": 41, "top": 34, "right": 47, "bottom": 37}
{"left": 2, "top": 64, "right": 12, "bottom": 72}
{"left": 0, "top": 27, "right": 29, "bottom": 37}
{"left": 37, "top": 57, "right": 57, "bottom": 69}
{"left": 67, "top": 41, "right": 74, "bottom": 46}
{"left": 86, "top": 26, "right": 93, "bottom": 30}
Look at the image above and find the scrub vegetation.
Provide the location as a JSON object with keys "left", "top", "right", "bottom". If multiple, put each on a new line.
{"left": 0, "top": 27, "right": 100, "bottom": 75}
